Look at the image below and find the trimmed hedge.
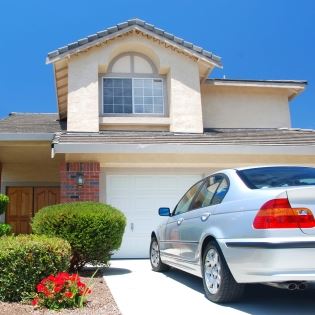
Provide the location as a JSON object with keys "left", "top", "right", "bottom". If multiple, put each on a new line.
{"left": 0, "top": 235, "right": 71, "bottom": 302}
{"left": 0, "top": 224, "right": 12, "bottom": 237}
{"left": 32, "top": 202, "right": 126, "bottom": 271}
{"left": 0, "top": 194, "right": 9, "bottom": 215}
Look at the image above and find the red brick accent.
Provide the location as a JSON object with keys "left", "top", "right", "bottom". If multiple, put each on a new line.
{"left": 60, "top": 162, "right": 100, "bottom": 203}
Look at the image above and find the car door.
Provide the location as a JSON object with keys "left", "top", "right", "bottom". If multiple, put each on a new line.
{"left": 160, "top": 180, "right": 204, "bottom": 259}
{"left": 179, "top": 174, "right": 229, "bottom": 263}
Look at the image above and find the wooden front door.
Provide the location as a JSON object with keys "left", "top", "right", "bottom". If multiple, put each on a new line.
{"left": 6, "top": 187, "right": 60, "bottom": 234}
{"left": 34, "top": 187, "right": 60, "bottom": 214}
{"left": 6, "top": 187, "right": 33, "bottom": 234}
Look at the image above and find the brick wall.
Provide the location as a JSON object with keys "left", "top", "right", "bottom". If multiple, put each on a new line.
{"left": 60, "top": 162, "right": 100, "bottom": 203}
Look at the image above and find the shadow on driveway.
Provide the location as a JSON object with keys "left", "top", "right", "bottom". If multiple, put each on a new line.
{"left": 163, "top": 267, "right": 315, "bottom": 315}
{"left": 104, "top": 267, "right": 132, "bottom": 276}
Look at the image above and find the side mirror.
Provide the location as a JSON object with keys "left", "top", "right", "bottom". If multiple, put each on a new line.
{"left": 158, "top": 207, "right": 171, "bottom": 217}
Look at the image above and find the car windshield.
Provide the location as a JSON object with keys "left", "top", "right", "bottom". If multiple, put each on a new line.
{"left": 237, "top": 166, "right": 315, "bottom": 189}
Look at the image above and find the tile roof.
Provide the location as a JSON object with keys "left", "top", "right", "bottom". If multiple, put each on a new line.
{"left": 0, "top": 113, "right": 66, "bottom": 133}
{"left": 52, "top": 129, "right": 315, "bottom": 146}
{"left": 47, "top": 18, "right": 221, "bottom": 66}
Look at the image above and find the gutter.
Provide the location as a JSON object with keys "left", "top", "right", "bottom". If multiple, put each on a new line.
{"left": 52, "top": 142, "right": 315, "bottom": 156}
{"left": 0, "top": 133, "right": 54, "bottom": 141}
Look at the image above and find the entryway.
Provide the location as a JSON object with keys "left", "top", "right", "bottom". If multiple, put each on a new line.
{"left": 6, "top": 187, "right": 60, "bottom": 234}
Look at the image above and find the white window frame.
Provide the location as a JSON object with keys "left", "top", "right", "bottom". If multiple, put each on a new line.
{"left": 102, "top": 76, "right": 166, "bottom": 116}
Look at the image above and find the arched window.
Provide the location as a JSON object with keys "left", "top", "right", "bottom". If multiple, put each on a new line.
{"left": 102, "top": 53, "right": 165, "bottom": 115}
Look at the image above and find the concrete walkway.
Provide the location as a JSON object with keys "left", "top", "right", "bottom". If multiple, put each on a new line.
{"left": 103, "top": 259, "right": 315, "bottom": 315}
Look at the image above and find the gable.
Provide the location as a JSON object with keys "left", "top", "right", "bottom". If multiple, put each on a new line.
{"left": 47, "top": 19, "right": 222, "bottom": 67}
{"left": 52, "top": 21, "right": 220, "bottom": 120}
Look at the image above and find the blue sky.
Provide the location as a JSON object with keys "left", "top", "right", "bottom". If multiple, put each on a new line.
{"left": 0, "top": 0, "right": 314, "bottom": 128}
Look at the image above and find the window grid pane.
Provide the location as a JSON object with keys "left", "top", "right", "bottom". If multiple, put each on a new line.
{"left": 104, "top": 78, "right": 164, "bottom": 114}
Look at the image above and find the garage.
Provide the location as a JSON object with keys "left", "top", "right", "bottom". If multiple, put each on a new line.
{"left": 105, "top": 174, "right": 203, "bottom": 258}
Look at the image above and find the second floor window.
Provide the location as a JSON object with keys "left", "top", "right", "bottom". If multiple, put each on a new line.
{"left": 102, "top": 52, "right": 165, "bottom": 116}
{"left": 103, "top": 77, "right": 164, "bottom": 114}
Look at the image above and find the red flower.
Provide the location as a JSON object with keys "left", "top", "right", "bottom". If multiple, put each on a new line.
{"left": 54, "top": 285, "right": 63, "bottom": 293}
{"left": 37, "top": 283, "right": 46, "bottom": 293}
{"left": 64, "top": 291, "right": 74, "bottom": 299}
{"left": 32, "top": 297, "right": 39, "bottom": 306}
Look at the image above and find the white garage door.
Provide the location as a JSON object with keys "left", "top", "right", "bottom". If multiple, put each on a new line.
{"left": 105, "top": 174, "right": 202, "bottom": 258}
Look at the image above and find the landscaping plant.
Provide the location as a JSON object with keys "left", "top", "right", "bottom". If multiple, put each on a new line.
{"left": 0, "top": 223, "right": 12, "bottom": 237}
{"left": 0, "top": 194, "right": 9, "bottom": 215}
{"left": 0, "top": 235, "right": 71, "bottom": 302}
{"left": 32, "top": 272, "right": 93, "bottom": 310}
{"left": 0, "top": 194, "right": 11, "bottom": 237}
{"left": 32, "top": 201, "right": 126, "bottom": 271}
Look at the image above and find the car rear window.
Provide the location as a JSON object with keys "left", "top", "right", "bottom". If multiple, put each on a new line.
{"left": 237, "top": 166, "right": 315, "bottom": 189}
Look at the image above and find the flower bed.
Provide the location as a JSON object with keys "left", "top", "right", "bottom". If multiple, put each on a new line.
{"left": 33, "top": 272, "right": 92, "bottom": 310}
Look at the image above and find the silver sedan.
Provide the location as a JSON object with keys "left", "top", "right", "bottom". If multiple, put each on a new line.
{"left": 150, "top": 166, "right": 315, "bottom": 303}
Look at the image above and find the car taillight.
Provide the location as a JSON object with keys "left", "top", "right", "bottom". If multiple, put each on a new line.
{"left": 253, "top": 198, "right": 315, "bottom": 229}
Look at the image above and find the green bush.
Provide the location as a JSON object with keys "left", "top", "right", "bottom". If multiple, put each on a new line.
{"left": 32, "top": 202, "right": 126, "bottom": 271}
{"left": 0, "top": 194, "right": 9, "bottom": 215}
{"left": 0, "top": 223, "right": 12, "bottom": 237}
{"left": 0, "top": 235, "right": 71, "bottom": 302}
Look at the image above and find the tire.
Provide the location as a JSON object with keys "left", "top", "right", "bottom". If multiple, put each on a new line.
{"left": 150, "top": 237, "right": 169, "bottom": 272}
{"left": 202, "top": 241, "right": 245, "bottom": 303}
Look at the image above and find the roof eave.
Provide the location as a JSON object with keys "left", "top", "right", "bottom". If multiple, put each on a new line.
{"left": 0, "top": 133, "right": 55, "bottom": 141}
{"left": 53, "top": 142, "right": 315, "bottom": 156}
{"left": 204, "top": 79, "right": 306, "bottom": 100}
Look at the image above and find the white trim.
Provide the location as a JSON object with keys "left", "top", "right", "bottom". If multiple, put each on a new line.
{"left": 99, "top": 116, "right": 170, "bottom": 125}
{"left": 53, "top": 142, "right": 315, "bottom": 156}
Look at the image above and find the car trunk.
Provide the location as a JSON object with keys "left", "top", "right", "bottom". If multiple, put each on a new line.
{"left": 286, "top": 187, "right": 315, "bottom": 235}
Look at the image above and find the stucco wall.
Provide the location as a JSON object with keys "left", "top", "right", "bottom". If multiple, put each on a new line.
{"left": 201, "top": 85, "right": 291, "bottom": 128}
{"left": 67, "top": 33, "right": 203, "bottom": 133}
{"left": 65, "top": 153, "right": 315, "bottom": 169}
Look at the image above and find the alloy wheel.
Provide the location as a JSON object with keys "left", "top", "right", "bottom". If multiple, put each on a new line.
{"left": 204, "top": 248, "right": 221, "bottom": 294}
{"left": 150, "top": 240, "right": 160, "bottom": 268}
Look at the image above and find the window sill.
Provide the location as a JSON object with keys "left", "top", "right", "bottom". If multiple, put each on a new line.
{"left": 99, "top": 116, "right": 171, "bottom": 126}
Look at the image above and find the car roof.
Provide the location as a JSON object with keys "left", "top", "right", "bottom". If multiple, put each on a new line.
{"left": 233, "top": 165, "right": 315, "bottom": 171}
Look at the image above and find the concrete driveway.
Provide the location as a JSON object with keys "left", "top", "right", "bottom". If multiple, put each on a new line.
{"left": 103, "top": 259, "right": 315, "bottom": 315}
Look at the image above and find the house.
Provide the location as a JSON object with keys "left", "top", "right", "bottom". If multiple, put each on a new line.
{"left": 0, "top": 18, "right": 314, "bottom": 258}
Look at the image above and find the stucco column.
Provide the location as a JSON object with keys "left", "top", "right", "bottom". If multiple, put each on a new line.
{"left": 67, "top": 54, "right": 99, "bottom": 132}
{"left": 168, "top": 61, "right": 203, "bottom": 133}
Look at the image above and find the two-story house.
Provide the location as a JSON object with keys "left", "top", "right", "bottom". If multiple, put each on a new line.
{"left": 0, "top": 19, "right": 314, "bottom": 258}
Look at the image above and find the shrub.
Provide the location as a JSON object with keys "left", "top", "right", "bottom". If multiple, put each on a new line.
{"left": 32, "top": 272, "right": 92, "bottom": 310}
{"left": 32, "top": 202, "right": 126, "bottom": 271}
{"left": 0, "top": 194, "right": 9, "bottom": 215}
{"left": 0, "top": 235, "right": 71, "bottom": 302}
{"left": 0, "top": 223, "right": 12, "bottom": 237}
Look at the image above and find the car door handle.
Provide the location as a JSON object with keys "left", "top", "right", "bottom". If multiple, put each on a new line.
{"left": 177, "top": 218, "right": 184, "bottom": 225}
{"left": 201, "top": 212, "right": 211, "bottom": 222}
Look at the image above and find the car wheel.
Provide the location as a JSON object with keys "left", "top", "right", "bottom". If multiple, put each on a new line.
{"left": 150, "top": 237, "right": 169, "bottom": 272}
{"left": 202, "top": 241, "right": 244, "bottom": 303}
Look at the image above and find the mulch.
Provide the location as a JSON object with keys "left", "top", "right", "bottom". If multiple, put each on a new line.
{"left": 0, "top": 269, "right": 121, "bottom": 315}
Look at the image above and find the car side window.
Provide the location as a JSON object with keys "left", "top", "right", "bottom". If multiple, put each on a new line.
{"left": 190, "top": 175, "right": 228, "bottom": 210}
{"left": 173, "top": 181, "right": 204, "bottom": 216}
{"left": 211, "top": 178, "right": 228, "bottom": 205}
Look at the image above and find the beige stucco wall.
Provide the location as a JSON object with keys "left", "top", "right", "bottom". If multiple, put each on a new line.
{"left": 67, "top": 33, "right": 203, "bottom": 133}
{"left": 201, "top": 85, "right": 291, "bottom": 128}
{"left": 65, "top": 153, "right": 315, "bottom": 169}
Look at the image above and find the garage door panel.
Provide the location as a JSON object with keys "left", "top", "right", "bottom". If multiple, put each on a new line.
{"left": 106, "top": 174, "right": 202, "bottom": 258}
